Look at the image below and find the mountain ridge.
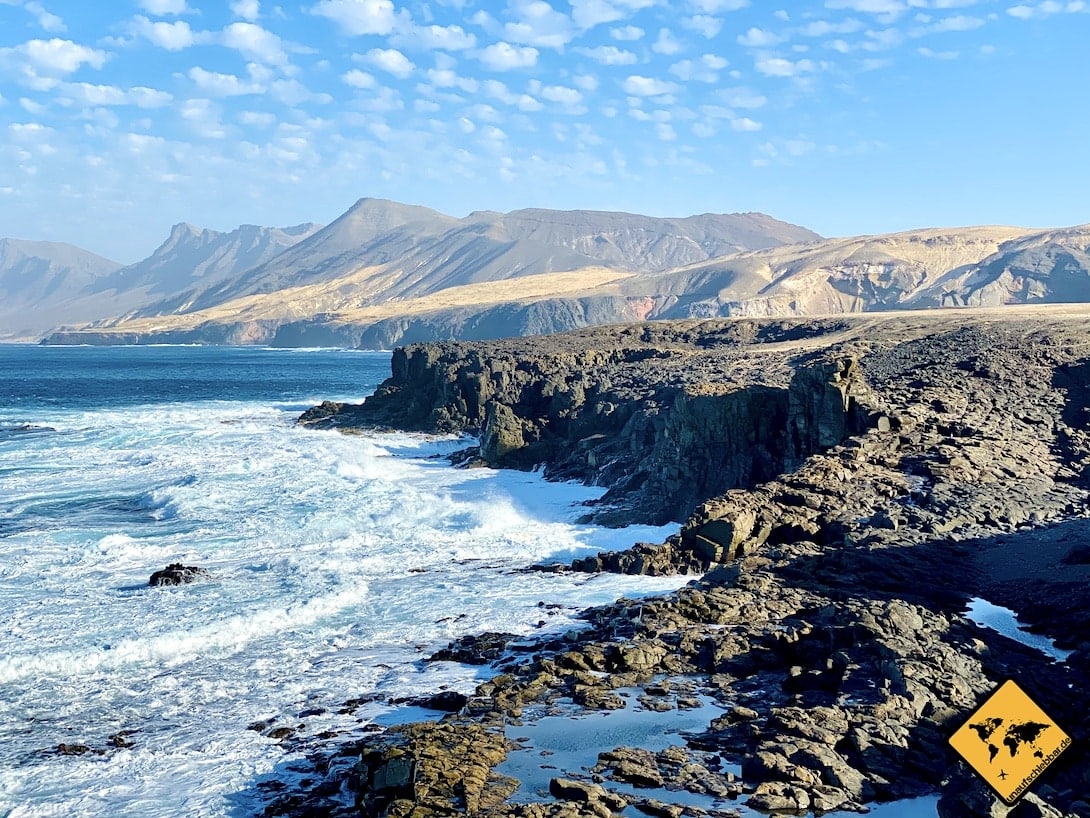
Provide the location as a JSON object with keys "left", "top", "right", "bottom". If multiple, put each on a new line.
{"left": 9, "top": 197, "right": 1090, "bottom": 347}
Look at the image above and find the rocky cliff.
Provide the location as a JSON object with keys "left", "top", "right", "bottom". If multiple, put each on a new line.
{"left": 300, "top": 318, "right": 881, "bottom": 525}
{"left": 287, "top": 307, "right": 1090, "bottom": 818}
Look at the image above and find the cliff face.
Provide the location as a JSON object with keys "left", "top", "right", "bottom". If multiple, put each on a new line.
{"left": 300, "top": 319, "right": 879, "bottom": 525}
{"left": 289, "top": 310, "right": 1090, "bottom": 818}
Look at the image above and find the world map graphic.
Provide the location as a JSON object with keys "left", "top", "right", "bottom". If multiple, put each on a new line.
{"left": 969, "top": 716, "right": 1051, "bottom": 764}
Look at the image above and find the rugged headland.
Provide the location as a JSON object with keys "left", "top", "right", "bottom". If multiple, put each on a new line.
{"left": 286, "top": 307, "right": 1090, "bottom": 818}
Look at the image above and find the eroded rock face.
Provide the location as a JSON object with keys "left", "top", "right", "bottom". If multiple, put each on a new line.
{"left": 299, "top": 321, "right": 878, "bottom": 525}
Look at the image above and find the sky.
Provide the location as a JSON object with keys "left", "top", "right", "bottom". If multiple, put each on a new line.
{"left": 0, "top": 0, "right": 1087, "bottom": 263}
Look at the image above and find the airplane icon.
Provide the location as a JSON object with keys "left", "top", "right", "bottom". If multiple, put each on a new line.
{"left": 998, "top": 770, "right": 1009, "bottom": 780}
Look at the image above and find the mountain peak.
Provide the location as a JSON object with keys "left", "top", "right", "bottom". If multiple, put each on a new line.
{"left": 168, "top": 222, "right": 207, "bottom": 239}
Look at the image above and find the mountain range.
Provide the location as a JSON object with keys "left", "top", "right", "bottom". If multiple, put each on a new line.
{"left": 2, "top": 197, "right": 1087, "bottom": 346}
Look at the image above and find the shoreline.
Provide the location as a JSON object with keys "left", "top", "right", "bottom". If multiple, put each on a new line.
{"left": 284, "top": 312, "right": 1090, "bottom": 818}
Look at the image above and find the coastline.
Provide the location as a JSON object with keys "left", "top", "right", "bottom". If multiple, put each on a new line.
{"left": 286, "top": 312, "right": 1090, "bottom": 818}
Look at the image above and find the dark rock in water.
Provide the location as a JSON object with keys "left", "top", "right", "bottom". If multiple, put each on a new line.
{"left": 55, "top": 743, "right": 94, "bottom": 756}
{"left": 0, "top": 423, "right": 57, "bottom": 439}
{"left": 108, "top": 731, "right": 135, "bottom": 749}
{"left": 148, "top": 563, "right": 210, "bottom": 587}
{"left": 428, "top": 632, "right": 516, "bottom": 665}
{"left": 415, "top": 690, "right": 469, "bottom": 712}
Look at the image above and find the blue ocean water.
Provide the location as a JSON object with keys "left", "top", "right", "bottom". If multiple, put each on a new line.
{"left": 0, "top": 345, "right": 685, "bottom": 817}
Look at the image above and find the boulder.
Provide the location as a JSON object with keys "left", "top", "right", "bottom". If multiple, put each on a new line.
{"left": 148, "top": 563, "right": 210, "bottom": 587}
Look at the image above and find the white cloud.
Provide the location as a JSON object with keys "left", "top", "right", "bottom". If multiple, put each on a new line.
{"left": 483, "top": 78, "right": 543, "bottom": 109}
{"left": 826, "top": 0, "right": 902, "bottom": 10}
{"left": 1006, "top": 1, "right": 1084, "bottom": 16}
{"left": 138, "top": 0, "right": 191, "bottom": 14}
{"left": 731, "top": 116, "right": 762, "bottom": 131}
{"left": 755, "top": 56, "right": 815, "bottom": 76}
{"left": 571, "top": 0, "right": 624, "bottom": 29}
{"left": 575, "top": 45, "right": 637, "bottom": 64}
{"left": 425, "top": 67, "right": 479, "bottom": 92}
{"left": 12, "top": 38, "right": 109, "bottom": 74}
{"left": 230, "top": 0, "right": 261, "bottom": 20}
{"left": 690, "top": 0, "right": 749, "bottom": 9}
{"left": 478, "top": 41, "right": 539, "bottom": 70}
{"left": 269, "top": 78, "right": 333, "bottom": 105}
{"left": 651, "top": 28, "right": 681, "bottom": 54}
{"left": 609, "top": 24, "right": 644, "bottom": 39}
{"left": 310, "top": 0, "right": 397, "bottom": 36}
{"left": 669, "top": 54, "right": 728, "bottom": 82}
{"left": 129, "top": 17, "right": 195, "bottom": 51}
{"left": 573, "top": 73, "right": 598, "bottom": 90}
{"left": 238, "top": 110, "right": 277, "bottom": 127}
{"left": 365, "top": 47, "right": 414, "bottom": 78}
{"left": 927, "top": 14, "right": 984, "bottom": 30}
{"left": 541, "top": 84, "right": 583, "bottom": 105}
{"left": 656, "top": 122, "right": 677, "bottom": 141}
{"left": 504, "top": 0, "right": 575, "bottom": 48}
{"left": 60, "top": 81, "right": 173, "bottom": 108}
{"left": 221, "top": 22, "right": 288, "bottom": 65}
{"left": 342, "top": 68, "right": 376, "bottom": 88}
{"left": 917, "top": 46, "right": 959, "bottom": 58}
{"left": 682, "top": 15, "right": 723, "bottom": 37}
{"left": 737, "top": 27, "right": 785, "bottom": 47}
{"left": 622, "top": 75, "right": 680, "bottom": 96}
{"left": 393, "top": 24, "right": 477, "bottom": 50}
{"left": 800, "top": 18, "right": 864, "bottom": 36}
{"left": 719, "top": 86, "right": 767, "bottom": 108}
{"left": 189, "top": 66, "right": 263, "bottom": 95}
{"left": 24, "top": 2, "right": 65, "bottom": 33}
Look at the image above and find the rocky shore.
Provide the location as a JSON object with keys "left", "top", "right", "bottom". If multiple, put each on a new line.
{"left": 290, "top": 308, "right": 1090, "bottom": 818}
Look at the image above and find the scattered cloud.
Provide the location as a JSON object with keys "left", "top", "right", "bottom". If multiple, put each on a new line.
{"left": 575, "top": 44, "right": 637, "bottom": 64}
{"left": 503, "top": 0, "right": 576, "bottom": 48}
{"left": 754, "top": 56, "right": 816, "bottom": 77}
{"left": 651, "top": 28, "right": 682, "bottom": 54}
{"left": 220, "top": 22, "right": 289, "bottom": 65}
{"left": 2, "top": 38, "right": 109, "bottom": 84}
{"left": 137, "top": 0, "right": 191, "bottom": 15}
{"left": 737, "top": 27, "right": 785, "bottom": 47}
{"left": 364, "top": 47, "right": 414, "bottom": 78}
{"left": 478, "top": 41, "right": 539, "bottom": 70}
{"left": 129, "top": 17, "right": 196, "bottom": 51}
{"left": 24, "top": 2, "right": 65, "bottom": 33}
{"left": 392, "top": 24, "right": 476, "bottom": 51}
{"left": 609, "top": 24, "right": 644, "bottom": 39}
{"left": 622, "top": 75, "right": 680, "bottom": 96}
{"left": 0, "top": 0, "right": 1086, "bottom": 262}
{"left": 189, "top": 67, "right": 263, "bottom": 95}
{"left": 230, "top": 0, "right": 261, "bottom": 21}
{"left": 310, "top": 0, "right": 397, "bottom": 36}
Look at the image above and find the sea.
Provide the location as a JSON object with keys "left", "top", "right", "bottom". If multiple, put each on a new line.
{"left": 0, "top": 345, "right": 689, "bottom": 817}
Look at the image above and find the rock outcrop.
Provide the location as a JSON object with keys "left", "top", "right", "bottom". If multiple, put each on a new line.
{"left": 300, "top": 318, "right": 878, "bottom": 525}
{"left": 279, "top": 309, "right": 1090, "bottom": 818}
{"left": 148, "top": 563, "right": 210, "bottom": 587}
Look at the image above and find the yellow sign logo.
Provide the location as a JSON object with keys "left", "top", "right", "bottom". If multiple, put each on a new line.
{"left": 949, "top": 679, "right": 1072, "bottom": 804}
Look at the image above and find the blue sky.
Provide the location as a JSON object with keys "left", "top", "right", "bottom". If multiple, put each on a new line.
{"left": 0, "top": 0, "right": 1087, "bottom": 262}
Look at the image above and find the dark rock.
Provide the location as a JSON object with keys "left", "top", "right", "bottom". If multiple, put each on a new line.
{"left": 428, "top": 632, "right": 517, "bottom": 665}
{"left": 55, "top": 743, "right": 94, "bottom": 756}
{"left": 415, "top": 690, "right": 469, "bottom": 712}
{"left": 148, "top": 563, "right": 210, "bottom": 587}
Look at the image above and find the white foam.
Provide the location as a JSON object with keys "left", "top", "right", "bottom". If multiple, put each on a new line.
{"left": 0, "top": 395, "right": 691, "bottom": 818}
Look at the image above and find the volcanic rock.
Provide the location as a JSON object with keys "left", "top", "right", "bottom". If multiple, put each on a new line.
{"left": 148, "top": 563, "right": 210, "bottom": 586}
